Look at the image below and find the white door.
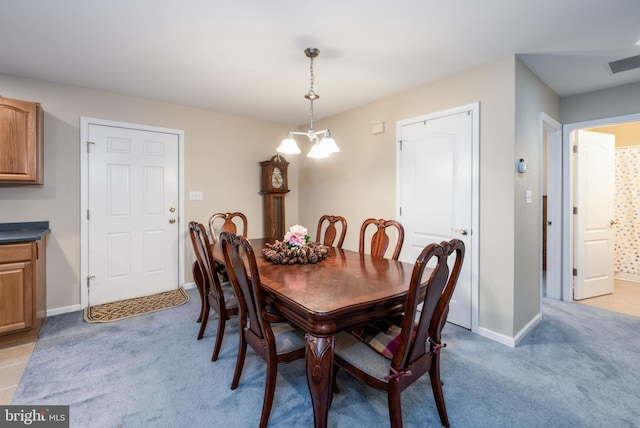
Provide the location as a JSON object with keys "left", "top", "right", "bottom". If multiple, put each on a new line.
{"left": 398, "top": 105, "right": 477, "bottom": 329}
{"left": 87, "top": 124, "right": 180, "bottom": 305}
{"left": 573, "top": 130, "right": 615, "bottom": 300}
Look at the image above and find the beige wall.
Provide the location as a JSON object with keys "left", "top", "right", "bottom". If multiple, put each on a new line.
{"left": 514, "top": 58, "right": 560, "bottom": 332}
{"left": 1, "top": 54, "right": 566, "bottom": 341}
{"left": 297, "top": 55, "right": 554, "bottom": 338}
{"left": 589, "top": 122, "right": 640, "bottom": 147}
{"left": 561, "top": 81, "right": 640, "bottom": 124}
{"left": 0, "top": 73, "right": 295, "bottom": 311}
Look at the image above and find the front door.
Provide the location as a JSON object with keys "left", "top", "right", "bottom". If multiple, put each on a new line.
{"left": 573, "top": 129, "right": 615, "bottom": 300}
{"left": 397, "top": 104, "right": 478, "bottom": 329}
{"left": 85, "top": 123, "right": 181, "bottom": 306}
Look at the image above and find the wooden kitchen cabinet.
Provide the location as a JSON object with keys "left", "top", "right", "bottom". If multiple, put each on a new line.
{"left": 0, "top": 96, "right": 44, "bottom": 184}
{"left": 0, "top": 240, "right": 46, "bottom": 348}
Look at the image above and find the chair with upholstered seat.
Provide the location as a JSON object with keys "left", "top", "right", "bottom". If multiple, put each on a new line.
{"left": 359, "top": 218, "right": 405, "bottom": 260}
{"left": 188, "top": 222, "right": 239, "bottom": 360}
{"left": 208, "top": 212, "right": 248, "bottom": 289}
{"left": 220, "top": 232, "right": 306, "bottom": 428}
{"left": 333, "top": 239, "right": 465, "bottom": 427}
{"left": 316, "top": 214, "right": 347, "bottom": 248}
{"left": 209, "top": 212, "right": 248, "bottom": 244}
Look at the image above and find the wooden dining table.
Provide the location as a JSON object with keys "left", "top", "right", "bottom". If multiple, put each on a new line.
{"left": 212, "top": 238, "right": 413, "bottom": 428}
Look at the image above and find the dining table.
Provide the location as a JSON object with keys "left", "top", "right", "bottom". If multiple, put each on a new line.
{"left": 212, "top": 238, "right": 414, "bottom": 428}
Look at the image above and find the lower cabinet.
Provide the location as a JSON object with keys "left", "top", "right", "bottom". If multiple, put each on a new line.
{"left": 0, "top": 240, "right": 46, "bottom": 348}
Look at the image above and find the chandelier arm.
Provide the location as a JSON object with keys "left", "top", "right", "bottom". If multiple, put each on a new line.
{"left": 278, "top": 47, "right": 339, "bottom": 156}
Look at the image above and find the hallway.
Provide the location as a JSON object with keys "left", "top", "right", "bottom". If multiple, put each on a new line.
{"left": 577, "top": 279, "right": 640, "bottom": 318}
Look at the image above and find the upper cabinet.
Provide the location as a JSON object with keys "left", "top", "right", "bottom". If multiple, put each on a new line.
{"left": 0, "top": 96, "right": 44, "bottom": 184}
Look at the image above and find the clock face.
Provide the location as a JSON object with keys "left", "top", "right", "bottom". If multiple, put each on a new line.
{"left": 271, "top": 167, "right": 284, "bottom": 188}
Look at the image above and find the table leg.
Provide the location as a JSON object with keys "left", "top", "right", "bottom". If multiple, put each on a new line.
{"left": 306, "top": 334, "right": 334, "bottom": 428}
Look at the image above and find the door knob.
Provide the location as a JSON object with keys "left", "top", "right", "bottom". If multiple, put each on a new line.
{"left": 169, "top": 218, "right": 176, "bottom": 224}
{"left": 169, "top": 207, "right": 176, "bottom": 213}
{"left": 455, "top": 228, "right": 469, "bottom": 236}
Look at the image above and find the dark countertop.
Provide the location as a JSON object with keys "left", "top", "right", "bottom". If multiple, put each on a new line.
{"left": 0, "top": 221, "right": 50, "bottom": 244}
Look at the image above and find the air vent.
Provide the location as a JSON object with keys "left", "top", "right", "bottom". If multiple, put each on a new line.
{"left": 609, "top": 54, "right": 640, "bottom": 74}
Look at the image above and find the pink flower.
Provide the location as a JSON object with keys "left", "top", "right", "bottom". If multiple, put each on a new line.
{"left": 284, "top": 225, "right": 310, "bottom": 248}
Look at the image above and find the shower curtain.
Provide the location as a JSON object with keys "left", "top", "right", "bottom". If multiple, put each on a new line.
{"left": 614, "top": 147, "right": 640, "bottom": 276}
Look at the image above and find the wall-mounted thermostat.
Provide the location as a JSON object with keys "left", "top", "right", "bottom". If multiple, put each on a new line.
{"left": 518, "top": 159, "right": 528, "bottom": 173}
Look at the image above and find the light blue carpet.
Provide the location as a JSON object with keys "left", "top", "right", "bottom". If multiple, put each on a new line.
{"left": 12, "top": 288, "right": 640, "bottom": 427}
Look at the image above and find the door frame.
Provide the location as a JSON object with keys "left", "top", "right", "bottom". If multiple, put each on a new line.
{"left": 79, "top": 117, "right": 185, "bottom": 308}
{"left": 562, "top": 112, "right": 640, "bottom": 301}
{"left": 395, "top": 102, "right": 480, "bottom": 333}
{"left": 541, "top": 113, "right": 562, "bottom": 301}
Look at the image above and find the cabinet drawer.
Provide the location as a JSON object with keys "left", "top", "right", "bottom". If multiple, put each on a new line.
{"left": 0, "top": 243, "right": 32, "bottom": 263}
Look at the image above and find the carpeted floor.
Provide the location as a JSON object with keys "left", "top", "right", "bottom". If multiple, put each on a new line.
{"left": 12, "top": 288, "right": 640, "bottom": 427}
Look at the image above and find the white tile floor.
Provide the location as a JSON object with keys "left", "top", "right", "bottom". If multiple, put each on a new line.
{"left": 0, "top": 341, "right": 35, "bottom": 405}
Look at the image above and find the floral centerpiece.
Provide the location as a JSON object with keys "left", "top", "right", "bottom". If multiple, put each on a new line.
{"left": 263, "top": 225, "right": 330, "bottom": 265}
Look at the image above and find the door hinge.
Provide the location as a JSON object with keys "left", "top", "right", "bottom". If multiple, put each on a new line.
{"left": 87, "top": 275, "right": 95, "bottom": 289}
{"left": 398, "top": 140, "right": 403, "bottom": 150}
{"left": 573, "top": 145, "right": 578, "bottom": 153}
{"left": 572, "top": 268, "right": 578, "bottom": 276}
{"left": 87, "top": 209, "right": 90, "bottom": 220}
{"left": 87, "top": 141, "right": 95, "bottom": 153}
{"left": 399, "top": 207, "right": 402, "bottom": 216}
{"left": 573, "top": 207, "right": 578, "bottom": 215}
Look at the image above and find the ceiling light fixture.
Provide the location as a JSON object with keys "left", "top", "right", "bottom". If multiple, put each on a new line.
{"left": 276, "top": 48, "right": 339, "bottom": 159}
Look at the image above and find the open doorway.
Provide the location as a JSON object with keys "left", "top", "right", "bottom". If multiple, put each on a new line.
{"left": 563, "top": 115, "right": 640, "bottom": 318}
{"left": 541, "top": 113, "right": 562, "bottom": 302}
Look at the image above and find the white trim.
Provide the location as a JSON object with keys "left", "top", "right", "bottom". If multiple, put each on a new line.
{"left": 48, "top": 284, "right": 196, "bottom": 316}
{"left": 79, "top": 117, "right": 185, "bottom": 309}
{"left": 395, "top": 102, "right": 480, "bottom": 333}
{"left": 47, "top": 304, "right": 82, "bottom": 317}
{"left": 615, "top": 272, "right": 640, "bottom": 283}
{"left": 476, "top": 313, "right": 542, "bottom": 348}
{"left": 562, "top": 112, "right": 640, "bottom": 302}
{"left": 540, "top": 113, "right": 562, "bottom": 303}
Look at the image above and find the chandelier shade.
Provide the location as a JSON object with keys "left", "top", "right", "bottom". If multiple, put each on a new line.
{"left": 276, "top": 48, "right": 339, "bottom": 158}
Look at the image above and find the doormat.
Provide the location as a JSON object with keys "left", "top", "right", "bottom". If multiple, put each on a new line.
{"left": 84, "top": 288, "right": 189, "bottom": 323}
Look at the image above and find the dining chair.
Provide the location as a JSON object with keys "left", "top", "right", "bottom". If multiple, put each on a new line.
{"left": 220, "top": 232, "right": 306, "bottom": 428}
{"left": 208, "top": 212, "right": 248, "bottom": 285}
{"left": 188, "top": 222, "right": 239, "bottom": 360}
{"left": 333, "top": 239, "right": 465, "bottom": 428}
{"left": 316, "top": 214, "right": 347, "bottom": 248}
{"left": 359, "top": 218, "right": 405, "bottom": 260}
{"left": 208, "top": 212, "right": 248, "bottom": 244}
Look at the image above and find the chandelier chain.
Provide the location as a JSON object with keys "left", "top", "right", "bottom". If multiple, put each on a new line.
{"left": 309, "top": 55, "right": 315, "bottom": 95}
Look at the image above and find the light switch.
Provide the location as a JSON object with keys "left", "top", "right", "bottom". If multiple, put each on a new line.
{"left": 189, "top": 191, "right": 203, "bottom": 200}
{"left": 525, "top": 190, "right": 532, "bottom": 204}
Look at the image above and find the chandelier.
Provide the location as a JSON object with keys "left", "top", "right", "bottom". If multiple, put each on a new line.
{"left": 276, "top": 48, "right": 340, "bottom": 158}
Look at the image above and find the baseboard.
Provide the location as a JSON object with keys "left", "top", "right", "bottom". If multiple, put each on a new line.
{"left": 477, "top": 327, "right": 516, "bottom": 347}
{"left": 476, "top": 312, "right": 542, "bottom": 348}
{"left": 47, "top": 304, "right": 82, "bottom": 317}
{"left": 615, "top": 272, "right": 640, "bottom": 283}
{"left": 513, "top": 313, "right": 542, "bottom": 346}
{"left": 46, "top": 283, "right": 198, "bottom": 317}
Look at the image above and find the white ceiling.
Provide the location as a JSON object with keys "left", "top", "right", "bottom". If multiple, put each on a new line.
{"left": 1, "top": 1, "right": 639, "bottom": 126}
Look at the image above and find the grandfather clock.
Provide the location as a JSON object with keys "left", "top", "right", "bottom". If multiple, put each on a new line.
{"left": 260, "top": 154, "right": 290, "bottom": 241}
